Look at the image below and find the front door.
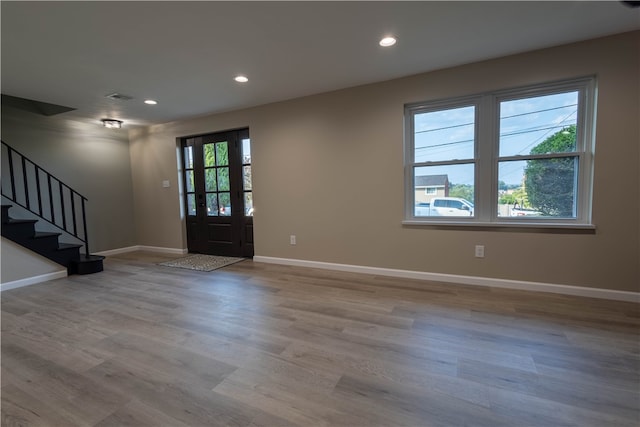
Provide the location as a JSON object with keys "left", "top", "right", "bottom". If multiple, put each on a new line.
{"left": 182, "top": 128, "right": 253, "bottom": 257}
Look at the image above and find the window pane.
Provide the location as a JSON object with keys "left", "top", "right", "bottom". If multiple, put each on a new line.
{"left": 184, "top": 146, "right": 194, "bottom": 169}
{"left": 243, "top": 166, "right": 252, "bottom": 190}
{"left": 216, "top": 142, "right": 229, "bottom": 166}
{"left": 498, "top": 160, "right": 538, "bottom": 217}
{"left": 185, "top": 170, "right": 195, "bottom": 192}
{"left": 524, "top": 157, "right": 577, "bottom": 218}
{"left": 242, "top": 138, "right": 251, "bottom": 164}
{"left": 218, "top": 192, "right": 231, "bottom": 216}
{"left": 244, "top": 192, "right": 254, "bottom": 216}
{"left": 187, "top": 194, "right": 196, "bottom": 216}
{"left": 414, "top": 164, "right": 474, "bottom": 217}
{"left": 499, "top": 91, "right": 578, "bottom": 157}
{"left": 205, "top": 168, "right": 217, "bottom": 191}
{"left": 204, "top": 143, "right": 216, "bottom": 167}
{"left": 217, "top": 167, "right": 230, "bottom": 191}
{"left": 414, "top": 106, "right": 475, "bottom": 162}
{"left": 206, "top": 193, "right": 218, "bottom": 216}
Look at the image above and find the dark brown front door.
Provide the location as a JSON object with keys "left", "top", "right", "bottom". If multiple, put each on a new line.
{"left": 182, "top": 128, "right": 253, "bottom": 257}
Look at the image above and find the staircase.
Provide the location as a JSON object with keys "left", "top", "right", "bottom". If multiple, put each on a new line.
{"left": 1, "top": 141, "right": 104, "bottom": 275}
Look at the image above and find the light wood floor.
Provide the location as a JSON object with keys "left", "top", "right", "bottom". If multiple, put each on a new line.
{"left": 2, "top": 251, "right": 639, "bottom": 427}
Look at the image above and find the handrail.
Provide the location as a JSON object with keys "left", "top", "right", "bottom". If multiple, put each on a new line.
{"left": 1, "top": 140, "right": 90, "bottom": 257}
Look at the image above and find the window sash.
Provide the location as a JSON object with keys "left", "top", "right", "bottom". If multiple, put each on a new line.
{"left": 404, "top": 77, "right": 596, "bottom": 226}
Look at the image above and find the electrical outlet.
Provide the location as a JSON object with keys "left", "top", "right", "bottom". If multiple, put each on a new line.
{"left": 290, "top": 235, "right": 297, "bottom": 245}
{"left": 475, "top": 245, "right": 485, "bottom": 258}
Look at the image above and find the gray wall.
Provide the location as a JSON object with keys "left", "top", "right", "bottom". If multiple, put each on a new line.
{"left": 129, "top": 32, "right": 639, "bottom": 292}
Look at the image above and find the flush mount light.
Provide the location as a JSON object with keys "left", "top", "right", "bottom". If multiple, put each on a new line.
{"left": 101, "top": 118, "right": 123, "bottom": 129}
{"left": 234, "top": 75, "right": 249, "bottom": 83}
{"left": 379, "top": 36, "right": 397, "bottom": 47}
{"left": 144, "top": 99, "right": 158, "bottom": 105}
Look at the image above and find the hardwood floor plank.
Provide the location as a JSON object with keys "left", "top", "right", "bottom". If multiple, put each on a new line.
{"left": 1, "top": 384, "right": 78, "bottom": 427}
{"left": 93, "top": 398, "right": 191, "bottom": 427}
{"left": 93, "top": 331, "right": 238, "bottom": 389}
{"left": 332, "top": 374, "right": 510, "bottom": 427}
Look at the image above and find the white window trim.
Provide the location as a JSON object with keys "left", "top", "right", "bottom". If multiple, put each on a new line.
{"left": 403, "top": 76, "right": 597, "bottom": 229}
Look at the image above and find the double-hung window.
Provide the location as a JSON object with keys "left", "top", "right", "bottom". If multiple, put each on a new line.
{"left": 404, "top": 77, "right": 596, "bottom": 227}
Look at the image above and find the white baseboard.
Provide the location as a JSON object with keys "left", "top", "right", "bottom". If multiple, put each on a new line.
{"left": 95, "top": 245, "right": 188, "bottom": 256}
{"left": 138, "top": 245, "right": 188, "bottom": 255}
{"left": 253, "top": 256, "right": 640, "bottom": 303}
{"left": 1, "top": 270, "right": 68, "bottom": 292}
{"left": 94, "top": 246, "right": 141, "bottom": 256}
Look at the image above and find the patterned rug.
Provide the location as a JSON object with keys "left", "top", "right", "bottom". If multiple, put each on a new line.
{"left": 158, "top": 254, "right": 245, "bottom": 272}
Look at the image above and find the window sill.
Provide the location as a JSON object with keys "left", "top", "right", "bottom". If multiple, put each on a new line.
{"left": 402, "top": 220, "right": 596, "bottom": 233}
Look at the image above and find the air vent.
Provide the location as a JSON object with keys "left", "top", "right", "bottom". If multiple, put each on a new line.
{"left": 105, "top": 93, "right": 134, "bottom": 101}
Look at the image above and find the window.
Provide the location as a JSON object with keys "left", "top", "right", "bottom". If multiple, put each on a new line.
{"left": 405, "top": 77, "right": 596, "bottom": 227}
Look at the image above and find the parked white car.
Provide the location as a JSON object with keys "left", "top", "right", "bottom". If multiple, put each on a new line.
{"left": 415, "top": 197, "right": 474, "bottom": 217}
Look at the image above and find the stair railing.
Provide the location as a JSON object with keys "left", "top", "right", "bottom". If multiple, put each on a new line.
{"left": 1, "top": 140, "right": 90, "bottom": 257}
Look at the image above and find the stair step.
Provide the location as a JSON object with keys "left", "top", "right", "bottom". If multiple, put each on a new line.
{"left": 5, "top": 218, "right": 38, "bottom": 225}
{"left": 2, "top": 218, "right": 38, "bottom": 239}
{"left": 28, "top": 231, "right": 63, "bottom": 251}
{"left": 69, "top": 254, "right": 105, "bottom": 275}
{"left": 58, "top": 243, "right": 83, "bottom": 251}
{"left": 1, "top": 205, "right": 11, "bottom": 222}
{"left": 33, "top": 231, "right": 62, "bottom": 239}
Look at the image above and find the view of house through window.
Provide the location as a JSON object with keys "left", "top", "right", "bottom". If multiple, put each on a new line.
{"left": 412, "top": 104, "right": 476, "bottom": 217}
{"left": 406, "top": 77, "right": 595, "bottom": 225}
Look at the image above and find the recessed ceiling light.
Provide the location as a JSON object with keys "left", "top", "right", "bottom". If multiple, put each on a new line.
{"left": 379, "top": 36, "right": 397, "bottom": 47}
{"left": 144, "top": 99, "right": 158, "bottom": 105}
{"left": 234, "top": 75, "right": 249, "bottom": 83}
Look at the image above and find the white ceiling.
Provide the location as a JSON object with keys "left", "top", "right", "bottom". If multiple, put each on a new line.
{"left": 2, "top": 1, "right": 639, "bottom": 128}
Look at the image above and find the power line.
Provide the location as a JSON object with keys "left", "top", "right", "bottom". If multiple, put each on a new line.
{"left": 415, "top": 103, "right": 577, "bottom": 135}
{"left": 500, "top": 103, "right": 577, "bottom": 120}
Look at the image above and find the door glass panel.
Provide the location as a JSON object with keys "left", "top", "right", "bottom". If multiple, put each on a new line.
{"left": 243, "top": 166, "right": 252, "bottom": 190}
{"left": 244, "top": 192, "right": 253, "bottom": 216}
{"left": 216, "top": 142, "right": 229, "bottom": 166}
{"left": 242, "top": 138, "right": 251, "bottom": 163}
{"left": 185, "top": 170, "right": 195, "bottom": 192}
{"left": 204, "top": 143, "right": 216, "bottom": 167}
{"left": 218, "top": 192, "right": 231, "bottom": 216}
{"left": 205, "top": 169, "right": 217, "bottom": 191}
{"left": 217, "top": 167, "right": 230, "bottom": 191}
{"left": 184, "top": 146, "right": 194, "bottom": 169}
{"left": 187, "top": 194, "right": 196, "bottom": 216}
{"left": 206, "top": 193, "right": 218, "bottom": 216}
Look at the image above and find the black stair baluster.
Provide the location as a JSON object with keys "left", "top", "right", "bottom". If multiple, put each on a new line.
{"left": 59, "top": 180, "right": 66, "bottom": 231}
{"left": 48, "top": 175, "right": 55, "bottom": 224}
{"left": 35, "top": 164, "right": 43, "bottom": 217}
{"left": 70, "top": 190, "right": 77, "bottom": 238}
{"left": 22, "top": 156, "right": 30, "bottom": 210}
{"left": 7, "top": 146, "right": 17, "bottom": 200}
{"left": 82, "top": 198, "right": 89, "bottom": 257}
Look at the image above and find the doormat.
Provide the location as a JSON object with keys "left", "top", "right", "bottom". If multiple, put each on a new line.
{"left": 158, "top": 254, "right": 245, "bottom": 272}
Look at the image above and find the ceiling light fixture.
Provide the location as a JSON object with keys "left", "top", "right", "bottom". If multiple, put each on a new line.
{"left": 379, "top": 36, "right": 397, "bottom": 47}
{"left": 101, "top": 118, "right": 123, "bottom": 129}
{"left": 144, "top": 99, "right": 158, "bottom": 105}
{"left": 234, "top": 75, "right": 249, "bottom": 83}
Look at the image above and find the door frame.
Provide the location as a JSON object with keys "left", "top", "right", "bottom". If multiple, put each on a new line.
{"left": 178, "top": 127, "right": 253, "bottom": 257}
